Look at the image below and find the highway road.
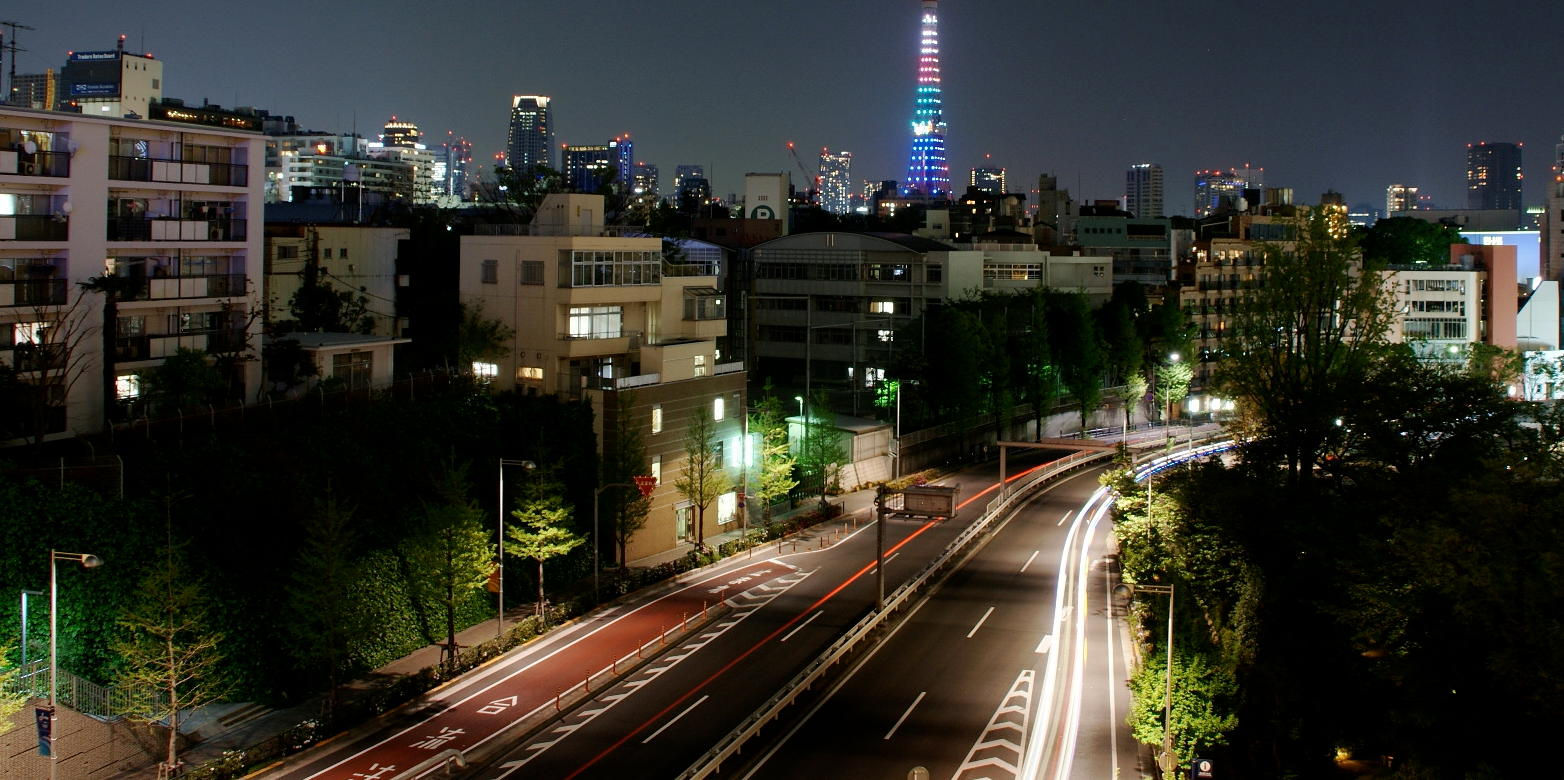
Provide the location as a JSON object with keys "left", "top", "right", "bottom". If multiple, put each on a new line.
{"left": 265, "top": 451, "right": 1062, "bottom": 780}
{"left": 739, "top": 464, "right": 1145, "bottom": 780}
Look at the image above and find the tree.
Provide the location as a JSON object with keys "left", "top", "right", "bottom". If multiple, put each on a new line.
{"left": 0, "top": 644, "right": 24, "bottom": 731}
{"left": 403, "top": 463, "right": 493, "bottom": 670}
{"left": 797, "top": 389, "right": 845, "bottom": 506}
{"left": 1053, "top": 292, "right": 1106, "bottom": 431}
{"left": 1154, "top": 359, "right": 1193, "bottom": 424}
{"left": 455, "top": 302, "right": 514, "bottom": 374}
{"left": 675, "top": 403, "right": 734, "bottom": 547}
{"left": 505, "top": 483, "right": 584, "bottom": 619}
{"left": 603, "top": 392, "right": 651, "bottom": 566}
{"left": 285, "top": 489, "right": 362, "bottom": 720}
{"left": 114, "top": 542, "right": 231, "bottom": 776}
{"left": 1123, "top": 371, "right": 1149, "bottom": 432}
{"left": 146, "top": 347, "right": 225, "bottom": 414}
{"left": 1359, "top": 216, "right": 1467, "bottom": 267}
{"left": 1215, "top": 210, "right": 1399, "bottom": 483}
{"left": 748, "top": 383, "right": 797, "bottom": 524}
{"left": 6, "top": 293, "right": 96, "bottom": 445}
{"left": 286, "top": 277, "right": 374, "bottom": 335}
{"left": 1020, "top": 289, "right": 1063, "bottom": 440}
{"left": 482, "top": 164, "right": 566, "bottom": 219}
{"left": 924, "top": 306, "right": 984, "bottom": 442}
{"left": 79, "top": 273, "right": 140, "bottom": 425}
{"left": 976, "top": 298, "right": 1014, "bottom": 439}
{"left": 1099, "top": 298, "right": 1143, "bottom": 385}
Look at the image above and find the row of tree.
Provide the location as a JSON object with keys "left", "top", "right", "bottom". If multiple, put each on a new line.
{"left": 1110, "top": 211, "right": 1558, "bottom": 777}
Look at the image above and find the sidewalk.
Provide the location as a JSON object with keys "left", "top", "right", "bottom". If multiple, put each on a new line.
{"left": 128, "top": 488, "right": 886, "bottom": 779}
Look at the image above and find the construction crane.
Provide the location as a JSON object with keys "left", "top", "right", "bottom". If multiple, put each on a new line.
{"left": 784, "top": 141, "right": 820, "bottom": 205}
{"left": 0, "top": 21, "right": 35, "bottom": 105}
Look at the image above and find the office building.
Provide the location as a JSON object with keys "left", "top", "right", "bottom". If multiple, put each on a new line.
{"left": 10, "top": 71, "right": 57, "bottom": 110}
{"left": 459, "top": 193, "right": 743, "bottom": 561}
{"left": 1382, "top": 244, "right": 1517, "bottom": 362}
{"left": 1033, "top": 173, "right": 1075, "bottom": 245}
{"left": 1125, "top": 163, "right": 1164, "bottom": 218}
{"left": 1466, "top": 141, "right": 1523, "bottom": 211}
{"left": 904, "top": 0, "right": 950, "bottom": 198}
{"left": 969, "top": 164, "right": 1004, "bottom": 195}
{"left": 1075, "top": 215, "right": 1187, "bottom": 286}
{"left": 1, "top": 103, "right": 265, "bottom": 442}
{"left": 59, "top": 37, "right": 162, "bottom": 119}
{"left": 818, "top": 150, "right": 853, "bottom": 216}
{"left": 612, "top": 135, "right": 634, "bottom": 188}
{"left": 563, "top": 144, "right": 614, "bottom": 193}
{"left": 674, "top": 165, "right": 705, "bottom": 192}
{"left": 366, "top": 116, "right": 436, "bottom": 204}
{"left": 505, "top": 95, "right": 553, "bottom": 171}
{"left": 434, "top": 133, "right": 473, "bottom": 202}
{"left": 1544, "top": 134, "right": 1564, "bottom": 280}
{"left": 632, "top": 162, "right": 659, "bottom": 198}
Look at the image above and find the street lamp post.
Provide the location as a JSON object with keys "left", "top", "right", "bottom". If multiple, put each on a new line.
{"left": 49, "top": 551, "right": 102, "bottom": 780}
{"left": 1119, "top": 580, "right": 1176, "bottom": 776}
{"left": 497, "top": 459, "right": 536, "bottom": 638}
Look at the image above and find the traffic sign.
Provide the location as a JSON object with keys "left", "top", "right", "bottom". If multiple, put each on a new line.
{"left": 35, "top": 706, "right": 52, "bottom": 756}
{"left": 1193, "top": 757, "right": 1215, "bottom": 778}
{"left": 633, "top": 475, "right": 658, "bottom": 497}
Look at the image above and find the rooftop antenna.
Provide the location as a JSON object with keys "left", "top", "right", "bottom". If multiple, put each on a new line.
{"left": 0, "top": 20, "right": 37, "bottom": 104}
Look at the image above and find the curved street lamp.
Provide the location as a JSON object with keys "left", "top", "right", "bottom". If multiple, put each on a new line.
{"left": 49, "top": 551, "right": 102, "bottom": 780}
{"left": 1115, "top": 580, "right": 1176, "bottom": 776}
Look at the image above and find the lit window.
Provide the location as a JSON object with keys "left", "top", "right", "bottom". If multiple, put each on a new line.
{"left": 693, "top": 354, "right": 707, "bottom": 377}
{"left": 878, "top": 329, "right": 895, "bottom": 343}
{"left": 519, "top": 366, "right": 543, "bottom": 381}
{"left": 115, "top": 374, "right": 141, "bottom": 400}
{"left": 472, "top": 362, "right": 498, "bottom": 381}
{"left": 870, "top": 300, "right": 895, "bottom": 314}
{"left": 651, "top": 454, "right": 661, "bottom": 485}
{"left": 717, "top": 491, "right": 737, "bottom": 525}
{"left": 713, "top": 396, "right": 725, "bottom": 421}
{"left": 652, "top": 404, "right": 663, "bottom": 433}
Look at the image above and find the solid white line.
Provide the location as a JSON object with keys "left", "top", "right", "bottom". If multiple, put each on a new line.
{"left": 1057, "top": 509, "right": 1073, "bottom": 526}
{"left": 1106, "top": 566, "right": 1119, "bottom": 780}
{"left": 641, "top": 695, "right": 708, "bottom": 744}
{"left": 1019, "top": 550, "right": 1040, "bottom": 573}
{"left": 966, "top": 606, "right": 996, "bottom": 639}
{"left": 884, "top": 691, "right": 926, "bottom": 740}
{"left": 883, "top": 552, "right": 900, "bottom": 565}
{"left": 779, "top": 610, "right": 823, "bottom": 643}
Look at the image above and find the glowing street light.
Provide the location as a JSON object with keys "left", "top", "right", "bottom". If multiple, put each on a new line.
{"left": 48, "top": 551, "right": 103, "bottom": 780}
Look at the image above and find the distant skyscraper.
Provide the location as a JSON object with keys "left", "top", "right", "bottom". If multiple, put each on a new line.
{"left": 436, "top": 134, "right": 474, "bottom": 200}
{"left": 506, "top": 95, "right": 554, "bottom": 171}
{"left": 969, "top": 163, "right": 1005, "bottom": 195}
{"left": 10, "top": 71, "right": 57, "bottom": 109}
{"left": 819, "top": 149, "right": 853, "bottom": 215}
{"left": 674, "top": 165, "right": 705, "bottom": 192}
{"left": 904, "top": 0, "right": 950, "bottom": 198}
{"left": 381, "top": 117, "right": 421, "bottom": 148}
{"left": 1386, "top": 183, "right": 1421, "bottom": 215}
{"left": 1193, "top": 170, "right": 1242, "bottom": 216}
{"left": 562, "top": 144, "right": 614, "bottom": 192}
{"left": 632, "top": 162, "right": 659, "bottom": 197}
{"left": 1125, "top": 163, "right": 1164, "bottom": 218}
{"left": 1466, "top": 141, "right": 1523, "bottom": 210}
{"left": 612, "top": 135, "right": 634, "bottom": 187}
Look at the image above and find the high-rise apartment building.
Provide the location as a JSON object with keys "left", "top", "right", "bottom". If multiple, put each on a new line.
{"left": 1386, "top": 184, "right": 1421, "bottom": 215}
{"left": 631, "top": 162, "right": 659, "bottom": 197}
{"left": 674, "top": 165, "right": 705, "bottom": 192}
{"left": 969, "top": 164, "right": 1005, "bottom": 195}
{"left": 904, "top": 0, "right": 949, "bottom": 198}
{"left": 505, "top": 95, "right": 553, "bottom": 171}
{"left": 1125, "top": 163, "right": 1164, "bottom": 218}
{"left": 818, "top": 149, "right": 853, "bottom": 215}
{"left": 1466, "top": 141, "right": 1523, "bottom": 210}
{"left": 1544, "top": 134, "right": 1564, "bottom": 279}
{"left": 612, "top": 135, "right": 634, "bottom": 188}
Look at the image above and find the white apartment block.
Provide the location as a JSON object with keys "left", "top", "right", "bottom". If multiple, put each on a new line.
{"left": 459, "top": 194, "right": 746, "bottom": 561}
{"left": 0, "top": 105, "right": 264, "bottom": 441}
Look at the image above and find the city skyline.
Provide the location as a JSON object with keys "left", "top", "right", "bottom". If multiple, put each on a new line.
{"left": 8, "top": 0, "right": 1564, "bottom": 209}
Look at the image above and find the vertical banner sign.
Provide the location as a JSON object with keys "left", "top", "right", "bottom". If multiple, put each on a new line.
{"left": 36, "top": 706, "right": 54, "bottom": 756}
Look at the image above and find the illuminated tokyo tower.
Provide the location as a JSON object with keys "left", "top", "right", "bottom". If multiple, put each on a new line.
{"left": 904, "top": 0, "right": 949, "bottom": 198}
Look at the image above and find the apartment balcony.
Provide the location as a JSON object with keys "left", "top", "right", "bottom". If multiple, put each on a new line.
{"left": 117, "top": 274, "right": 248, "bottom": 302}
{"left": 0, "top": 149, "right": 70, "bottom": 178}
{"left": 0, "top": 214, "right": 68, "bottom": 241}
{"left": 114, "top": 329, "right": 247, "bottom": 363}
{"left": 109, "top": 156, "right": 249, "bottom": 187}
{"left": 556, "top": 329, "right": 640, "bottom": 358}
{"left": 0, "top": 279, "right": 67, "bottom": 307}
{"left": 107, "top": 217, "right": 247, "bottom": 242}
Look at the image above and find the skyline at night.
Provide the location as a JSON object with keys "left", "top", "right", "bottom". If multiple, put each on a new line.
{"left": 7, "top": 1, "right": 1563, "bottom": 210}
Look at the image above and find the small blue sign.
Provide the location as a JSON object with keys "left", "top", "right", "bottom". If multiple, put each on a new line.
{"left": 35, "top": 706, "right": 53, "bottom": 757}
{"left": 70, "top": 83, "right": 118, "bottom": 97}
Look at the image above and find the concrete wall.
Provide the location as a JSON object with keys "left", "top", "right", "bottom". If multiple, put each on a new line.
{"left": 2, "top": 703, "right": 163, "bottom": 779}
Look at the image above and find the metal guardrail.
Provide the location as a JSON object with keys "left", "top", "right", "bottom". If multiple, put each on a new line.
{"left": 678, "top": 448, "right": 1117, "bottom": 779}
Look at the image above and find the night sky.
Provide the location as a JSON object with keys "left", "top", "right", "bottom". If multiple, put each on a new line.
{"left": 22, "top": 0, "right": 1564, "bottom": 212}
